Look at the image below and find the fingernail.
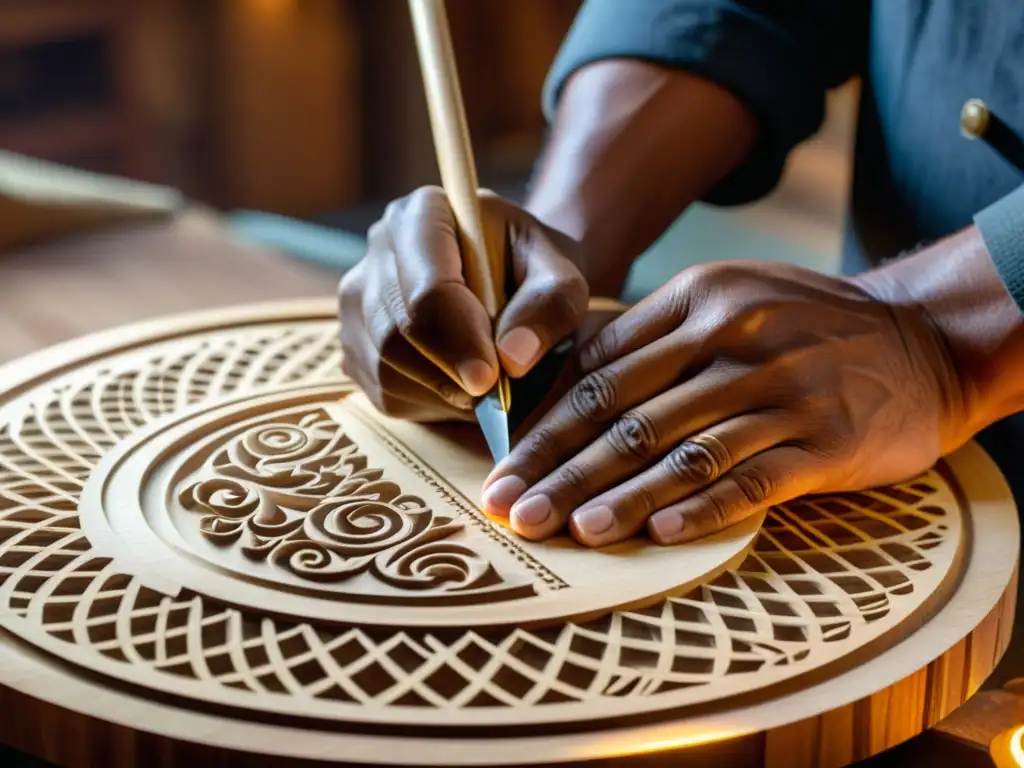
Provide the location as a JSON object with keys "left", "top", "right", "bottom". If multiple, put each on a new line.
{"left": 498, "top": 327, "right": 541, "bottom": 369}
{"left": 573, "top": 506, "right": 615, "bottom": 537}
{"left": 649, "top": 512, "right": 684, "bottom": 543}
{"left": 457, "top": 358, "right": 494, "bottom": 396}
{"left": 512, "top": 495, "right": 552, "bottom": 528}
{"left": 482, "top": 475, "right": 527, "bottom": 515}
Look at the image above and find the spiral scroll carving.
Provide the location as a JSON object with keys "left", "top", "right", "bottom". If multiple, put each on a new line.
{"left": 179, "top": 409, "right": 502, "bottom": 591}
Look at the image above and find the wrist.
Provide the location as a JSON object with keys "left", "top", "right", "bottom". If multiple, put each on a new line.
{"left": 855, "top": 227, "right": 1024, "bottom": 445}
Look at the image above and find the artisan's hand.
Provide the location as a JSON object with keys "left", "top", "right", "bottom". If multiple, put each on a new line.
{"left": 482, "top": 261, "right": 967, "bottom": 547}
{"left": 338, "top": 186, "right": 588, "bottom": 421}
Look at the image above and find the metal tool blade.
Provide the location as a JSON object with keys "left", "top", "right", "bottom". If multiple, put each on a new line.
{"left": 474, "top": 387, "right": 511, "bottom": 462}
{"left": 474, "top": 339, "right": 576, "bottom": 463}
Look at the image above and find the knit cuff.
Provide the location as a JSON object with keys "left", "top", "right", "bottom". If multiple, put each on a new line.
{"left": 975, "top": 182, "right": 1024, "bottom": 316}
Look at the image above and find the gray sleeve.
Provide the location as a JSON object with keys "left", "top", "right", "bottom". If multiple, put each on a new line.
{"left": 976, "top": 183, "right": 1024, "bottom": 317}
{"left": 542, "top": 0, "right": 867, "bottom": 205}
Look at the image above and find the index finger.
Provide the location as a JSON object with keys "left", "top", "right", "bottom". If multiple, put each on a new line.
{"left": 481, "top": 327, "right": 703, "bottom": 514}
{"left": 578, "top": 279, "right": 692, "bottom": 372}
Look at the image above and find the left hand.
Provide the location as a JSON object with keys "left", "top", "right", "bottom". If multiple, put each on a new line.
{"left": 480, "top": 260, "right": 968, "bottom": 547}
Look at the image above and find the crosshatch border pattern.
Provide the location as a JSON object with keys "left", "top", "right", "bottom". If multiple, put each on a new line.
{"left": 0, "top": 320, "right": 964, "bottom": 729}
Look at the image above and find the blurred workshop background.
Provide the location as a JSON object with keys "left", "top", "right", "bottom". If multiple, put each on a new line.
{"left": 0, "top": 0, "right": 857, "bottom": 301}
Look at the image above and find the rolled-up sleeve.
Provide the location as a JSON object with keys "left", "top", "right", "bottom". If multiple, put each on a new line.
{"left": 542, "top": 0, "right": 867, "bottom": 205}
{"left": 976, "top": 184, "right": 1024, "bottom": 315}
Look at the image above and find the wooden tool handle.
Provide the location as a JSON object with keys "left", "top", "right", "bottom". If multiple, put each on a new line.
{"left": 408, "top": 0, "right": 505, "bottom": 319}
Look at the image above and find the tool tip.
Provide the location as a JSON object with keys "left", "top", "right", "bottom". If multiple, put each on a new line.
{"left": 474, "top": 391, "right": 510, "bottom": 463}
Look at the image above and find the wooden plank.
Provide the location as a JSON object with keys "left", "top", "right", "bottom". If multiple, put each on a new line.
{"left": 0, "top": 207, "right": 334, "bottom": 362}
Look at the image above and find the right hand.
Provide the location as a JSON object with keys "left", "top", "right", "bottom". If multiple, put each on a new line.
{"left": 338, "top": 186, "right": 589, "bottom": 422}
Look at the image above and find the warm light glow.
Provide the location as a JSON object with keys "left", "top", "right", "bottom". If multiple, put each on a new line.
{"left": 580, "top": 728, "right": 742, "bottom": 760}
{"left": 1012, "top": 726, "right": 1024, "bottom": 766}
{"left": 990, "top": 724, "right": 1024, "bottom": 768}
{"left": 631, "top": 731, "right": 742, "bottom": 753}
{"left": 249, "top": 0, "right": 296, "bottom": 22}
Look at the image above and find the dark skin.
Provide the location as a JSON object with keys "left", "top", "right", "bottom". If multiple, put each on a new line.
{"left": 338, "top": 60, "right": 1024, "bottom": 547}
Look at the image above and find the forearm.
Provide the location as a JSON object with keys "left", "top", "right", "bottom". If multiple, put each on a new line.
{"left": 525, "top": 60, "right": 758, "bottom": 297}
{"left": 858, "top": 227, "right": 1024, "bottom": 443}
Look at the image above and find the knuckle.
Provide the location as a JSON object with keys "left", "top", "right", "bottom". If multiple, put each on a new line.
{"left": 381, "top": 198, "right": 405, "bottom": 224}
{"left": 532, "top": 273, "right": 587, "bottom": 333}
{"left": 554, "top": 463, "right": 591, "bottom": 496}
{"left": 694, "top": 260, "right": 741, "bottom": 284}
{"left": 605, "top": 411, "right": 659, "bottom": 462}
{"left": 384, "top": 284, "right": 416, "bottom": 338}
{"left": 580, "top": 325, "right": 617, "bottom": 371}
{"left": 697, "top": 490, "right": 732, "bottom": 530}
{"left": 477, "top": 188, "right": 508, "bottom": 215}
{"left": 633, "top": 483, "right": 658, "bottom": 517}
{"left": 664, "top": 440, "right": 727, "bottom": 486}
{"left": 338, "top": 286, "right": 363, "bottom": 324}
{"left": 337, "top": 268, "right": 361, "bottom": 304}
{"left": 406, "top": 185, "right": 448, "bottom": 218}
{"left": 557, "top": 271, "right": 589, "bottom": 317}
{"left": 366, "top": 219, "right": 387, "bottom": 245}
{"left": 399, "top": 289, "right": 456, "bottom": 345}
{"left": 405, "top": 279, "right": 443, "bottom": 315}
{"left": 732, "top": 467, "right": 776, "bottom": 506}
{"left": 568, "top": 370, "right": 619, "bottom": 422}
{"left": 667, "top": 438, "right": 733, "bottom": 487}
{"left": 517, "top": 426, "right": 561, "bottom": 468}
{"left": 663, "top": 278, "right": 692, "bottom": 323}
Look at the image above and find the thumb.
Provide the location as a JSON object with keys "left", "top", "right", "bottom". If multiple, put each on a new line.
{"left": 487, "top": 203, "right": 589, "bottom": 378}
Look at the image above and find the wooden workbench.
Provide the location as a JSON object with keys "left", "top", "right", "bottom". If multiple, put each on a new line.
{"left": 0, "top": 208, "right": 336, "bottom": 364}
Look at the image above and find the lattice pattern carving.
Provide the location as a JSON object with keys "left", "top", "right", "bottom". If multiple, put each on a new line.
{"left": 0, "top": 320, "right": 963, "bottom": 726}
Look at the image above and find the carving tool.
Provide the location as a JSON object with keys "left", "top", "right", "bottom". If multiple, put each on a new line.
{"left": 961, "top": 98, "right": 1024, "bottom": 175}
{"left": 407, "top": 0, "right": 512, "bottom": 461}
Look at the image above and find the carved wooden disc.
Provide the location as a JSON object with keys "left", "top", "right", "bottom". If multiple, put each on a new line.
{"left": 0, "top": 299, "right": 1017, "bottom": 768}
{"left": 77, "top": 387, "right": 763, "bottom": 631}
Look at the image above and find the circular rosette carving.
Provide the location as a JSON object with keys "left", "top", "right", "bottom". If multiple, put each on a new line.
{"left": 183, "top": 477, "right": 258, "bottom": 520}
{"left": 301, "top": 482, "right": 432, "bottom": 554}
{"left": 374, "top": 535, "right": 500, "bottom": 592}
{"left": 179, "top": 477, "right": 259, "bottom": 541}
{"left": 216, "top": 413, "right": 370, "bottom": 506}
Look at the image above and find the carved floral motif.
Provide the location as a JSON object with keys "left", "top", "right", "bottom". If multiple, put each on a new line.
{"left": 178, "top": 410, "right": 501, "bottom": 591}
